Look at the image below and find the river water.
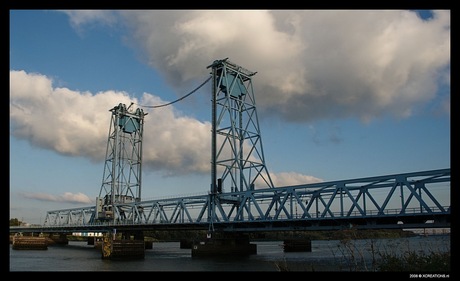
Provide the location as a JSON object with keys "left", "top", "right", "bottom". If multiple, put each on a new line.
{"left": 9, "top": 235, "right": 450, "bottom": 272}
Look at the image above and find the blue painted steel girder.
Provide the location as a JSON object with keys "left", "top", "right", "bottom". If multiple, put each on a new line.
{"left": 36, "top": 168, "right": 449, "bottom": 232}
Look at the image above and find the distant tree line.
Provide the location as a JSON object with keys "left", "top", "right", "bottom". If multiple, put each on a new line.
{"left": 143, "top": 228, "right": 417, "bottom": 242}
{"left": 9, "top": 218, "right": 22, "bottom": 226}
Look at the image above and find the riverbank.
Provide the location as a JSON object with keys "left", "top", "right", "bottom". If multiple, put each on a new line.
{"left": 273, "top": 235, "right": 451, "bottom": 272}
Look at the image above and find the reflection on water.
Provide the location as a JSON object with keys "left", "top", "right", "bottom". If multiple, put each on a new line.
{"left": 9, "top": 235, "right": 450, "bottom": 272}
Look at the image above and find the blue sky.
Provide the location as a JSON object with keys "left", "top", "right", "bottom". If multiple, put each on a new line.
{"left": 9, "top": 10, "right": 450, "bottom": 224}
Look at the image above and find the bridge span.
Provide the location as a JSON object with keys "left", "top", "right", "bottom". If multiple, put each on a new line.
{"left": 10, "top": 168, "right": 450, "bottom": 235}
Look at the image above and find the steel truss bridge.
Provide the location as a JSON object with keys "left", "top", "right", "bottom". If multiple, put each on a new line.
{"left": 12, "top": 168, "right": 450, "bottom": 234}
{"left": 10, "top": 59, "right": 450, "bottom": 235}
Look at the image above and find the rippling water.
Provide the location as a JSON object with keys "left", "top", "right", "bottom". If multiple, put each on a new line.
{"left": 9, "top": 235, "right": 450, "bottom": 272}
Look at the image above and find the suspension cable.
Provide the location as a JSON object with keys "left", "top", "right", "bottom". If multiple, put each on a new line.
{"left": 135, "top": 75, "right": 212, "bottom": 109}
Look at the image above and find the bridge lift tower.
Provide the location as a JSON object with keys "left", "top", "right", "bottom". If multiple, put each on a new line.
{"left": 208, "top": 58, "right": 275, "bottom": 194}
{"left": 206, "top": 59, "right": 275, "bottom": 228}
{"left": 95, "top": 103, "right": 147, "bottom": 222}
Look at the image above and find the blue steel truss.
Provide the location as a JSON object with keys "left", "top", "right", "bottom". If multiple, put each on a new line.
{"left": 41, "top": 168, "right": 450, "bottom": 231}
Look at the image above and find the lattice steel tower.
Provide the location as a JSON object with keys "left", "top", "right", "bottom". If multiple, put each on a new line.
{"left": 208, "top": 58, "right": 274, "bottom": 195}
{"left": 96, "top": 103, "right": 147, "bottom": 222}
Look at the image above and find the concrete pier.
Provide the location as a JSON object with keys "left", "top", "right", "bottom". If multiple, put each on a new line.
{"left": 180, "top": 239, "right": 193, "bottom": 249}
{"left": 12, "top": 236, "right": 48, "bottom": 250}
{"left": 101, "top": 232, "right": 145, "bottom": 259}
{"left": 283, "top": 239, "right": 312, "bottom": 252}
{"left": 191, "top": 234, "right": 257, "bottom": 257}
{"left": 48, "top": 233, "right": 69, "bottom": 245}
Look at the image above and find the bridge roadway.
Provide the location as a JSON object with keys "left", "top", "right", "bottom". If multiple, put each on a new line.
{"left": 10, "top": 168, "right": 450, "bottom": 235}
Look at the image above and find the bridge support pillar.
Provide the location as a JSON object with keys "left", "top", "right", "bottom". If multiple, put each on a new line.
{"left": 180, "top": 239, "right": 193, "bottom": 249}
{"left": 48, "top": 233, "right": 69, "bottom": 245}
{"left": 283, "top": 239, "right": 312, "bottom": 252}
{"left": 101, "top": 230, "right": 145, "bottom": 259}
{"left": 12, "top": 233, "right": 48, "bottom": 250}
{"left": 191, "top": 233, "right": 257, "bottom": 257}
